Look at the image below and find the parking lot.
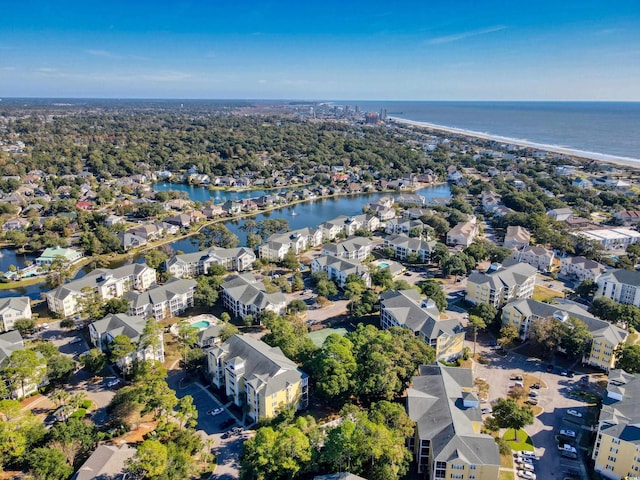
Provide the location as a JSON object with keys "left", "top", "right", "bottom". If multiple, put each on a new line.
{"left": 475, "top": 349, "right": 595, "bottom": 480}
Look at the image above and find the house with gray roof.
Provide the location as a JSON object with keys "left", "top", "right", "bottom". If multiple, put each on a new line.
{"left": 220, "top": 273, "right": 286, "bottom": 320}
{"left": 384, "top": 233, "right": 436, "bottom": 263}
{"left": 118, "top": 231, "right": 148, "bottom": 251}
{"left": 597, "top": 269, "right": 640, "bottom": 308}
{"left": 0, "top": 296, "right": 31, "bottom": 332}
{"left": 126, "top": 278, "right": 196, "bottom": 320}
{"left": 72, "top": 444, "right": 136, "bottom": 480}
{"left": 321, "top": 236, "right": 374, "bottom": 261}
{"left": 206, "top": 334, "right": 308, "bottom": 421}
{"left": 380, "top": 289, "right": 465, "bottom": 361}
{"left": 407, "top": 364, "right": 500, "bottom": 478}
{"left": 166, "top": 247, "right": 256, "bottom": 277}
{"left": 592, "top": 370, "right": 640, "bottom": 478}
{"left": 311, "top": 255, "right": 371, "bottom": 288}
{"left": 89, "top": 313, "right": 164, "bottom": 370}
{"left": 465, "top": 263, "right": 537, "bottom": 307}
{"left": 46, "top": 263, "right": 157, "bottom": 318}
{"left": 259, "top": 227, "right": 323, "bottom": 261}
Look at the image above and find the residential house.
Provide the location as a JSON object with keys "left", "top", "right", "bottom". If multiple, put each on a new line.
{"left": 164, "top": 213, "right": 192, "bottom": 228}
{"left": 36, "top": 246, "right": 83, "bottom": 267}
{"left": 614, "top": 211, "right": 640, "bottom": 226}
{"left": 465, "top": 263, "right": 537, "bottom": 307}
{"left": 310, "top": 255, "right": 371, "bottom": 288}
{"left": 572, "top": 177, "right": 593, "bottom": 189}
{"left": 503, "top": 226, "right": 530, "bottom": 250}
{"left": 407, "top": 364, "right": 500, "bottom": 478}
{"left": 380, "top": 289, "right": 464, "bottom": 361}
{"left": 0, "top": 297, "right": 31, "bottom": 332}
{"left": 166, "top": 247, "right": 256, "bottom": 277}
{"left": 576, "top": 228, "right": 640, "bottom": 251}
{"left": 104, "top": 215, "right": 126, "bottom": 227}
{"left": 503, "top": 245, "right": 555, "bottom": 272}
{"left": 259, "top": 227, "right": 323, "bottom": 261}
{"left": 127, "top": 223, "right": 164, "bottom": 241}
{"left": 202, "top": 204, "right": 224, "bottom": 218}
{"left": 2, "top": 218, "right": 29, "bottom": 232}
{"left": 321, "top": 236, "right": 374, "bottom": 261}
{"left": 222, "top": 200, "right": 242, "bottom": 215}
{"left": 126, "top": 278, "right": 196, "bottom": 320}
{"left": 206, "top": 334, "right": 308, "bottom": 421}
{"left": 118, "top": 232, "right": 148, "bottom": 251}
{"left": 221, "top": 273, "right": 286, "bottom": 319}
{"left": 384, "top": 234, "right": 436, "bottom": 263}
{"left": 89, "top": 313, "right": 165, "bottom": 369}
{"left": 396, "top": 193, "right": 426, "bottom": 206}
{"left": 560, "top": 256, "right": 605, "bottom": 282}
{"left": 547, "top": 208, "right": 573, "bottom": 221}
{"left": 592, "top": 370, "right": 640, "bottom": 479}
{"left": 446, "top": 219, "right": 478, "bottom": 247}
{"left": 502, "top": 299, "right": 626, "bottom": 370}
{"left": 46, "top": 264, "right": 157, "bottom": 317}
{"left": 597, "top": 270, "right": 640, "bottom": 308}
{"left": 72, "top": 444, "right": 136, "bottom": 480}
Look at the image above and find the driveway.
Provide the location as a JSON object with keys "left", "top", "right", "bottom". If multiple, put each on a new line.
{"left": 167, "top": 370, "right": 251, "bottom": 479}
{"left": 475, "top": 350, "right": 594, "bottom": 480}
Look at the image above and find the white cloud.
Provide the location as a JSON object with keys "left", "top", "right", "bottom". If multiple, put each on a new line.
{"left": 85, "top": 49, "right": 122, "bottom": 59}
{"left": 427, "top": 25, "right": 507, "bottom": 45}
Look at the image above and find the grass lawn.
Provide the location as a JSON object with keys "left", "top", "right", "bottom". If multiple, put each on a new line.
{"left": 628, "top": 331, "right": 640, "bottom": 345}
{"left": 0, "top": 277, "right": 45, "bottom": 290}
{"left": 500, "top": 452, "right": 514, "bottom": 468}
{"left": 499, "top": 471, "right": 515, "bottom": 480}
{"left": 503, "top": 429, "right": 534, "bottom": 451}
{"left": 532, "top": 285, "right": 563, "bottom": 302}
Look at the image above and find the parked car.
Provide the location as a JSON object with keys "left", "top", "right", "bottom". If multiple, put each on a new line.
{"left": 510, "top": 375, "right": 524, "bottom": 381}
{"left": 481, "top": 407, "right": 492, "bottom": 414}
{"left": 560, "top": 370, "right": 568, "bottom": 376}
{"left": 546, "top": 364, "right": 554, "bottom": 372}
{"left": 207, "top": 407, "right": 224, "bottom": 416}
{"left": 529, "top": 390, "right": 539, "bottom": 397}
{"left": 531, "top": 382, "right": 541, "bottom": 389}
{"left": 518, "top": 469, "right": 537, "bottom": 479}
{"left": 560, "top": 429, "right": 576, "bottom": 438}
{"left": 41, "top": 323, "right": 50, "bottom": 330}
{"left": 526, "top": 398, "right": 538, "bottom": 405}
{"left": 519, "top": 451, "right": 537, "bottom": 459}
{"left": 107, "top": 378, "right": 120, "bottom": 387}
{"left": 567, "top": 409, "right": 583, "bottom": 418}
{"left": 568, "top": 370, "right": 575, "bottom": 378}
{"left": 517, "top": 456, "right": 534, "bottom": 465}
{"left": 519, "top": 463, "right": 535, "bottom": 472}
{"left": 580, "top": 375, "right": 589, "bottom": 383}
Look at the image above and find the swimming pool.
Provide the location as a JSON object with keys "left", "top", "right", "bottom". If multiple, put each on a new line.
{"left": 378, "top": 262, "right": 390, "bottom": 268}
{"left": 191, "top": 320, "right": 211, "bottom": 329}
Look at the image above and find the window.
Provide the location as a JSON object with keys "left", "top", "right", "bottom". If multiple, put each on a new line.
{"left": 608, "top": 456, "right": 617, "bottom": 462}
{"left": 470, "top": 465, "right": 476, "bottom": 470}
{"left": 452, "top": 464, "right": 464, "bottom": 470}
{"left": 451, "top": 475, "right": 463, "bottom": 480}
{"left": 612, "top": 438, "right": 621, "bottom": 445}
{"left": 611, "top": 447, "right": 619, "bottom": 454}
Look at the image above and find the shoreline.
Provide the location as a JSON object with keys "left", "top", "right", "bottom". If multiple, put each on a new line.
{"left": 389, "top": 116, "right": 640, "bottom": 170}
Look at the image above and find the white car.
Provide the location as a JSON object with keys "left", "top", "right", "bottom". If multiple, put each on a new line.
{"left": 560, "top": 429, "right": 576, "bottom": 438}
{"left": 107, "top": 378, "right": 120, "bottom": 387}
{"left": 481, "top": 407, "right": 492, "bottom": 414}
{"left": 518, "top": 462, "right": 535, "bottom": 472}
{"left": 518, "top": 470, "right": 536, "bottom": 480}
{"left": 519, "top": 451, "right": 537, "bottom": 459}
{"left": 208, "top": 407, "right": 224, "bottom": 416}
{"left": 567, "top": 409, "right": 583, "bottom": 418}
{"left": 517, "top": 456, "right": 533, "bottom": 465}
{"left": 42, "top": 323, "right": 50, "bottom": 330}
{"left": 529, "top": 390, "right": 539, "bottom": 397}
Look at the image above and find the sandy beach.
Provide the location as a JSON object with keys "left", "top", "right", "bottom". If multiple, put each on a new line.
{"left": 390, "top": 116, "right": 640, "bottom": 171}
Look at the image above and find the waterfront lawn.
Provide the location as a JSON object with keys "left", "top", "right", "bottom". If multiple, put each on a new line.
{"left": 503, "top": 429, "right": 534, "bottom": 451}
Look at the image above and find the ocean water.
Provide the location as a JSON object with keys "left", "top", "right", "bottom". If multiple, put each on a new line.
{"left": 349, "top": 101, "right": 640, "bottom": 162}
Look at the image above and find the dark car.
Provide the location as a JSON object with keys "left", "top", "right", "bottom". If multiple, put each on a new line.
{"left": 531, "top": 382, "right": 541, "bottom": 389}
{"left": 580, "top": 375, "right": 589, "bottom": 383}
{"left": 546, "top": 364, "right": 554, "bottom": 372}
{"left": 568, "top": 371, "right": 575, "bottom": 378}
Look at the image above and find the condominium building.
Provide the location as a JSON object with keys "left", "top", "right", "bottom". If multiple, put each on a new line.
{"left": 321, "top": 236, "right": 374, "bottom": 261}
{"left": 597, "top": 270, "right": 640, "bottom": 308}
{"left": 380, "top": 290, "right": 464, "bottom": 361}
{"left": 125, "top": 278, "right": 196, "bottom": 320}
{"left": 46, "top": 264, "right": 157, "bottom": 317}
{"left": 465, "top": 263, "right": 537, "bottom": 307}
{"left": 560, "top": 255, "right": 605, "bottom": 282}
{"left": 165, "top": 247, "right": 256, "bottom": 277}
{"left": 206, "top": 334, "right": 308, "bottom": 421}
{"left": 89, "top": 313, "right": 165, "bottom": 370}
{"left": 220, "top": 273, "right": 286, "bottom": 319}
{"left": 502, "top": 299, "right": 626, "bottom": 370}
{"left": 592, "top": 370, "right": 640, "bottom": 479}
{"left": 407, "top": 364, "right": 500, "bottom": 479}
{"left": 384, "top": 234, "right": 436, "bottom": 263}
{"left": 503, "top": 226, "right": 530, "bottom": 250}
{"left": 575, "top": 228, "right": 640, "bottom": 251}
{"left": 0, "top": 296, "right": 31, "bottom": 332}
{"left": 446, "top": 220, "right": 478, "bottom": 247}
{"left": 320, "top": 214, "right": 380, "bottom": 241}
{"left": 311, "top": 255, "right": 370, "bottom": 288}
{"left": 258, "top": 227, "right": 323, "bottom": 261}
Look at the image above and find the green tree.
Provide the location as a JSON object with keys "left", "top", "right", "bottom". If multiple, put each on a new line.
{"left": 109, "top": 335, "right": 136, "bottom": 374}
{"left": 575, "top": 280, "right": 598, "bottom": 300}
{"left": 431, "top": 242, "right": 450, "bottom": 266}
{"left": 220, "top": 322, "right": 239, "bottom": 342}
{"left": 14, "top": 318, "right": 36, "bottom": 335}
{"left": 419, "top": 280, "right": 448, "bottom": 312}
{"left": 5, "top": 349, "right": 46, "bottom": 399}
{"left": 206, "top": 224, "right": 239, "bottom": 248}
{"left": 560, "top": 317, "right": 593, "bottom": 359}
{"left": 176, "top": 320, "right": 199, "bottom": 369}
{"left": 311, "top": 334, "right": 357, "bottom": 406}
{"left": 128, "top": 439, "right": 168, "bottom": 478}
{"left": 262, "top": 314, "right": 317, "bottom": 364}
{"left": 468, "top": 314, "right": 487, "bottom": 358}
{"left": 139, "top": 317, "right": 163, "bottom": 358}
{"left": 371, "top": 267, "right": 393, "bottom": 290}
{"left": 291, "top": 273, "right": 305, "bottom": 292}
{"left": 316, "top": 278, "right": 338, "bottom": 297}
{"left": 100, "top": 297, "right": 131, "bottom": 316}
{"left": 287, "top": 299, "right": 308, "bottom": 314}
{"left": 528, "top": 317, "right": 564, "bottom": 358}
{"left": 469, "top": 303, "right": 499, "bottom": 327}
{"left": 28, "top": 447, "right": 73, "bottom": 480}
{"left": 144, "top": 249, "right": 169, "bottom": 270}
{"left": 281, "top": 250, "right": 300, "bottom": 271}
{"left": 80, "top": 348, "right": 106, "bottom": 374}
{"left": 194, "top": 274, "right": 222, "bottom": 308}
{"left": 48, "top": 418, "right": 98, "bottom": 467}
{"left": 498, "top": 323, "right": 519, "bottom": 347}
{"left": 175, "top": 395, "right": 198, "bottom": 429}
{"left": 615, "top": 344, "right": 640, "bottom": 374}
{"left": 491, "top": 398, "right": 534, "bottom": 441}
{"left": 442, "top": 254, "right": 467, "bottom": 277}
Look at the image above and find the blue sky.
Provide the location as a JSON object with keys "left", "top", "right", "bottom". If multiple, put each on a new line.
{"left": 1, "top": 0, "right": 639, "bottom": 100}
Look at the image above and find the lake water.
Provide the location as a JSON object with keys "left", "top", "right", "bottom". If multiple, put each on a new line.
{"left": 153, "top": 182, "right": 292, "bottom": 203}
{"left": 156, "top": 183, "right": 451, "bottom": 254}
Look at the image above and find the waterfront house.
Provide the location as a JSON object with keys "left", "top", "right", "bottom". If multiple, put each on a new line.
{"left": 118, "top": 232, "right": 148, "bottom": 251}
{"left": 164, "top": 213, "right": 192, "bottom": 228}
{"left": 380, "top": 289, "right": 464, "bottom": 361}
{"left": 202, "top": 204, "right": 224, "bottom": 218}
{"left": 0, "top": 297, "right": 32, "bottom": 333}
{"left": 206, "top": 334, "right": 308, "bottom": 421}
{"left": 127, "top": 223, "right": 164, "bottom": 241}
{"left": 407, "top": 364, "right": 500, "bottom": 479}
{"left": 36, "top": 246, "right": 83, "bottom": 267}
{"left": 126, "top": 278, "right": 196, "bottom": 320}
{"left": 89, "top": 313, "right": 165, "bottom": 369}
{"left": 221, "top": 273, "right": 286, "bottom": 319}
{"left": 2, "top": 218, "right": 29, "bottom": 232}
{"left": 465, "top": 263, "right": 537, "bottom": 307}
